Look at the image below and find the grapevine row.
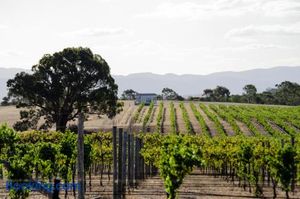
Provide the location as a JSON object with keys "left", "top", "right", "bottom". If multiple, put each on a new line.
{"left": 132, "top": 103, "right": 144, "bottom": 122}
{"left": 238, "top": 105, "right": 287, "bottom": 138}
{"left": 141, "top": 133, "right": 299, "bottom": 199}
{"left": 156, "top": 102, "right": 164, "bottom": 133}
{"left": 209, "top": 104, "right": 243, "bottom": 136}
{"left": 189, "top": 102, "right": 210, "bottom": 137}
{"left": 199, "top": 103, "right": 226, "bottom": 136}
{"left": 179, "top": 102, "right": 194, "bottom": 134}
{"left": 0, "top": 125, "right": 112, "bottom": 198}
{"left": 223, "top": 105, "right": 261, "bottom": 136}
{"left": 250, "top": 106, "right": 297, "bottom": 137}
{"left": 142, "top": 101, "right": 154, "bottom": 130}
{"left": 169, "top": 102, "right": 177, "bottom": 134}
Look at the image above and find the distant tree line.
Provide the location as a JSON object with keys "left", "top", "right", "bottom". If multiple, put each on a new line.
{"left": 119, "top": 81, "right": 300, "bottom": 106}
{"left": 198, "top": 81, "right": 300, "bottom": 106}
{"left": 2, "top": 78, "right": 300, "bottom": 107}
{"left": 120, "top": 87, "right": 184, "bottom": 101}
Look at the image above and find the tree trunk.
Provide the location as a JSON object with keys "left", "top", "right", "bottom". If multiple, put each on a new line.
{"left": 100, "top": 164, "right": 103, "bottom": 186}
{"left": 64, "top": 167, "right": 69, "bottom": 199}
{"left": 72, "top": 164, "right": 76, "bottom": 198}
{"left": 53, "top": 179, "right": 60, "bottom": 199}
{"left": 271, "top": 177, "right": 277, "bottom": 199}
{"left": 89, "top": 168, "right": 92, "bottom": 191}
{"left": 56, "top": 115, "right": 69, "bottom": 132}
{"left": 286, "top": 190, "right": 289, "bottom": 199}
{"left": 0, "top": 167, "right": 3, "bottom": 179}
{"left": 84, "top": 173, "right": 86, "bottom": 193}
{"left": 35, "top": 166, "right": 39, "bottom": 181}
{"left": 108, "top": 164, "right": 111, "bottom": 182}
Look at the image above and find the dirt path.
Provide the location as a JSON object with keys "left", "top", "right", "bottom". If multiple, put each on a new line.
{"left": 149, "top": 106, "right": 159, "bottom": 132}
{"left": 161, "top": 107, "right": 166, "bottom": 133}
{"left": 126, "top": 169, "right": 300, "bottom": 199}
{"left": 0, "top": 101, "right": 136, "bottom": 132}
{"left": 149, "top": 107, "right": 157, "bottom": 125}
{"left": 207, "top": 106, "right": 235, "bottom": 136}
{"left": 120, "top": 105, "right": 135, "bottom": 126}
{"left": 127, "top": 170, "right": 255, "bottom": 199}
{"left": 0, "top": 106, "right": 21, "bottom": 126}
{"left": 137, "top": 107, "right": 148, "bottom": 124}
{"left": 268, "top": 120, "right": 289, "bottom": 136}
{"left": 174, "top": 102, "right": 187, "bottom": 133}
{"left": 251, "top": 119, "right": 269, "bottom": 136}
{"left": 78, "top": 114, "right": 113, "bottom": 132}
{"left": 5, "top": 170, "right": 299, "bottom": 199}
{"left": 236, "top": 121, "right": 253, "bottom": 136}
{"left": 87, "top": 101, "right": 134, "bottom": 130}
{"left": 162, "top": 101, "right": 171, "bottom": 134}
{"left": 116, "top": 101, "right": 134, "bottom": 125}
{"left": 184, "top": 102, "right": 201, "bottom": 134}
{"left": 197, "top": 105, "right": 217, "bottom": 137}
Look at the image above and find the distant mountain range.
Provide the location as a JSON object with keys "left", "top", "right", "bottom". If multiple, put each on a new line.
{"left": 114, "top": 66, "right": 300, "bottom": 97}
{"left": 1, "top": 66, "right": 300, "bottom": 100}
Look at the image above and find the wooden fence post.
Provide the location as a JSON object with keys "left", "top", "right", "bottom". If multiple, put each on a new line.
{"left": 140, "top": 139, "right": 145, "bottom": 180}
{"left": 77, "top": 113, "right": 85, "bottom": 199}
{"left": 127, "top": 133, "right": 132, "bottom": 188}
{"left": 134, "top": 137, "right": 144, "bottom": 181}
{"left": 112, "top": 126, "right": 118, "bottom": 198}
{"left": 122, "top": 131, "right": 128, "bottom": 194}
{"left": 134, "top": 136, "right": 139, "bottom": 187}
{"left": 130, "top": 133, "right": 135, "bottom": 188}
{"left": 118, "top": 128, "right": 123, "bottom": 196}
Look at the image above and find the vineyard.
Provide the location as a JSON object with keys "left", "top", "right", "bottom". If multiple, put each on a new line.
{"left": 2, "top": 101, "right": 300, "bottom": 137}
{"left": 1, "top": 101, "right": 300, "bottom": 198}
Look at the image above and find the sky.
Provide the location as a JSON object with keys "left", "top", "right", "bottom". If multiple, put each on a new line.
{"left": 0, "top": 0, "right": 300, "bottom": 75}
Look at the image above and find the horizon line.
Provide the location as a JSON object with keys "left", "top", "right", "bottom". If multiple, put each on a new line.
{"left": 0, "top": 65, "right": 299, "bottom": 76}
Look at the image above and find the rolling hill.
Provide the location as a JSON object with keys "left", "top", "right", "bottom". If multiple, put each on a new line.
{"left": 114, "top": 66, "right": 300, "bottom": 96}
{"left": 0, "top": 66, "right": 300, "bottom": 100}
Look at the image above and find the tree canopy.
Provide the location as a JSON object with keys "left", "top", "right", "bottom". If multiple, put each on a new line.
{"left": 7, "top": 47, "right": 121, "bottom": 132}
{"left": 200, "top": 81, "right": 300, "bottom": 106}
{"left": 275, "top": 81, "right": 300, "bottom": 106}
{"left": 201, "top": 86, "right": 230, "bottom": 102}
{"left": 121, "top": 89, "right": 137, "bottom": 100}
{"left": 203, "top": 89, "right": 213, "bottom": 98}
{"left": 162, "top": 88, "right": 184, "bottom": 100}
{"left": 213, "top": 86, "right": 230, "bottom": 101}
{"left": 243, "top": 84, "right": 257, "bottom": 103}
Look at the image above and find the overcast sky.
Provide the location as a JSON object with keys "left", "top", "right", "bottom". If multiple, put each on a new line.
{"left": 0, "top": 0, "right": 300, "bottom": 75}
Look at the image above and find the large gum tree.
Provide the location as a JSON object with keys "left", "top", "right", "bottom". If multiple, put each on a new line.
{"left": 7, "top": 47, "right": 121, "bottom": 132}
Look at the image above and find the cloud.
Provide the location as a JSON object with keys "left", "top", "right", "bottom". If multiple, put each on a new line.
{"left": 0, "top": 24, "right": 8, "bottom": 31}
{"left": 116, "top": 40, "right": 215, "bottom": 60}
{"left": 136, "top": 0, "right": 300, "bottom": 20}
{"left": 91, "top": 39, "right": 298, "bottom": 75}
{"left": 96, "top": 39, "right": 286, "bottom": 61}
{"left": 221, "top": 43, "right": 290, "bottom": 52}
{"left": 226, "top": 24, "right": 300, "bottom": 39}
{"left": 136, "top": 1, "right": 253, "bottom": 20}
{"left": 119, "top": 40, "right": 167, "bottom": 56}
{"left": 0, "top": 50, "right": 23, "bottom": 57}
{"left": 262, "top": 0, "right": 300, "bottom": 17}
{"left": 181, "top": 43, "right": 289, "bottom": 54}
{"left": 63, "top": 27, "right": 129, "bottom": 37}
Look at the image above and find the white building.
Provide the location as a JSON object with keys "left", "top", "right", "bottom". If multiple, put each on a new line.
{"left": 135, "top": 93, "right": 157, "bottom": 105}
